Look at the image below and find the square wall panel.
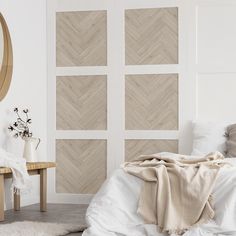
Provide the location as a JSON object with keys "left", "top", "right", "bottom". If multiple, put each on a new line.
{"left": 57, "top": 76, "right": 107, "bottom": 130}
{"left": 125, "top": 139, "right": 178, "bottom": 161}
{"left": 125, "top": 8, "right": 178, "bottom": 65}
{"left": 56, "top": 11, "right": 107, "bottom": 66}
{"left": 125, "top": 74, "right": 178, "bottom": 130}
{"left": 197, "top": 5, "right": 236, "bottom": 68}
{"left": 197, "top": 73, "right": 236, "bottom": 122}
{"left": 56, "top": 139, "right": 107, "bottom": 194}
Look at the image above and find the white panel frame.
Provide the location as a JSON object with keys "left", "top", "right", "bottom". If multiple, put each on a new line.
{"left": 125, "top": 65, "right": 180, "bottom": 75}
{"left": 178, "top": 1, "right": 198, "bottom": 154}
{"left": 47, "top": 0, "right": 196, "bottom": 204}
{"left": 125, "top": 131, "right": 178, "bottom": 140}
{"left": 47, "top": 0, "right": 57, "bottom": 203}
{"left": 56, "top": 130, "right": 108, "bottom": 140}
{"left": 56, "top": 67, "right": 108, "bottom": 76}
{"left": 195, "top": 0, "right": 236, "bottom": 74}
{"left": 195, "top": 0, "right": 236, "bottom": 122}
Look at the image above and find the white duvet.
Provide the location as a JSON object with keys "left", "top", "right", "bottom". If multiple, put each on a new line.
{"left": 83, "top": 156, "right": 236, "bottom": 236}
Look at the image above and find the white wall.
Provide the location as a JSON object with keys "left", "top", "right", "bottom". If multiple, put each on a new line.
{"left": 195, "top": 1, "right": 236, "bottom": 124}
{"left": 0, "top": 0, "right": 47, "bottom": 209}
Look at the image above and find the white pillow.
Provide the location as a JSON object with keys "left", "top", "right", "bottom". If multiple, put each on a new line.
{"left": 191, "top": 121, "right": 226, "bottom": 156}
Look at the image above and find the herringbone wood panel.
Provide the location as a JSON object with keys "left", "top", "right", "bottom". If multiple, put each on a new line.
{"left": 125, "top": 139, "right": 178, "bottom": 161}
{"left": 56, "top": 139, "right": 107, "bottom": 194}
{"left": 56, "top": 76, "right": 107, "bottom": 130}
{"left": 125, "top": 74, "right": 178, "bottom": 130}
{"left": 125, "top": 8, "right": 178, "bottom": 65}
{"left": 56, "top": 11, "right": 107, "bottom": 66}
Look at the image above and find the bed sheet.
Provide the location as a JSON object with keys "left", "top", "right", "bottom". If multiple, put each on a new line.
{"left": 83, "top": 157, "right": 236, "bottom": 236}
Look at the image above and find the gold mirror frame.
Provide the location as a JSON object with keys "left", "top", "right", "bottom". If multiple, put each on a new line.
{"left": 0, "top": 13, "right": 13, "bottom": 101}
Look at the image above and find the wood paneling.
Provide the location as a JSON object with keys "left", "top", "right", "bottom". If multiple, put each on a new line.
{"left": 125, "top": 8, "right": 178, "bottom": 65}
{"left": 56, "top": 76, "right": 107, "bottom": 130}
{"left": 125, "top": 74, "right": 178, "bottom": 130}
{"left": 56, "top": 11, "right": 107, "bottom": 66}
{"left": 56, "top": 140, "right": 107, "bottom": 194}
{"left": 55, "top": 7, "right": 180, "bottom": 196}
{"left": 125, "top": 139, "right": 178, "bottom": 161}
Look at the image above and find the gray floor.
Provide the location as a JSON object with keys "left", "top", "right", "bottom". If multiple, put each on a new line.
{"left": 2, "top": 204, "right": 88, "bottom": 236}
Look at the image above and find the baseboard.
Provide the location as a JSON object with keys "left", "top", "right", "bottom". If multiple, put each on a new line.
{"left": 5, "top": 195, "right": 40, "bottom": 210}
{"left": 21, "top": 195, "right": 40, "bottom": 207}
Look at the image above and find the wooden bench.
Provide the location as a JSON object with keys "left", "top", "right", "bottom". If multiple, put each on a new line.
{"left": 0, "top": 162, "right": 56, "bottom": 221}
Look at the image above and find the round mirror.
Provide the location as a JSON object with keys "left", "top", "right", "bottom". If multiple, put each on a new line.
{"left": 0, "top": 23, "right": 3, "bottom": 67}
{"left": 0, "top": 13, "right": 13, "bottom": 101}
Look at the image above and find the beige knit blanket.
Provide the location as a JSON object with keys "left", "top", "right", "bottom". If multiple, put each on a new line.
{"left": 122, "top": 152, "right": 225, "bottom": 234}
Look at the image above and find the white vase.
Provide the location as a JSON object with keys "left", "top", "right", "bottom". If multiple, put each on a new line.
{"left": 23, "top": 137, "right": 40, "bottom": 162}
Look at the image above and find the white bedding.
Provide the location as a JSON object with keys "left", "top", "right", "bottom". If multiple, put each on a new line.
{"left": 83, "top": 157, "right": 236, "bottom": 236}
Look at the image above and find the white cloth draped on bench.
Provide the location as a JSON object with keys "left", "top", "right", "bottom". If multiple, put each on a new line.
{"left": 0, "top": 148, "right": 30, "bottom": 193}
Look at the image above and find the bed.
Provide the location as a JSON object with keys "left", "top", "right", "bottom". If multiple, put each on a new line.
{"left": 82, "top": 155, "right": 236, "bottom": 236}
{"left": 82, "top": 122, "right": 236, "bottom": 236}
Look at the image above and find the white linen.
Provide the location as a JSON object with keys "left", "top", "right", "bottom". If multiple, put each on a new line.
{"left": 0, "top": 148, "right": 31, "bottom": 192}
{"left": 191, "top": 121, "right": 226, "bottom": 156}
{"left": 83, "top": 157, "right": 236, "bottom": 236}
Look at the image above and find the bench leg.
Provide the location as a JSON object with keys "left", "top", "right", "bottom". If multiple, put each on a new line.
{"left": 14, "top": 190, "right": 20, "bottom": 211}
{"left": 0, "top": 175, "right": 4, "bottom": 221}
{"left": 40, "top": 168, "right": 47, "bottom": 212}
